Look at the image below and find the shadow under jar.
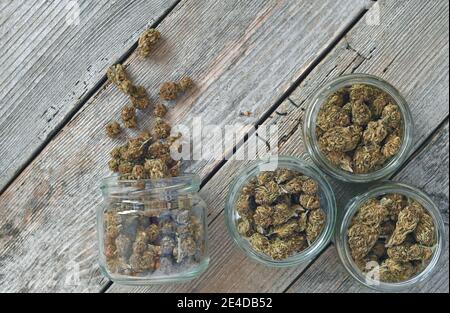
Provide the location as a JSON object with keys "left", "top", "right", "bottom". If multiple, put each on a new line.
{"left": 335, "top": 182, "right": 446, "bottom": 292}
{"left": 98, "top": 175, "right": 209, "bottom": 285}
{"left": 225, "top": 156, "right": 337, "bottom": 267}
{"left": 303, "top": 74, "right": 414, "bottom": 183}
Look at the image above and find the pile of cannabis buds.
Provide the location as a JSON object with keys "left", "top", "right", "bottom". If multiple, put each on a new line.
{"left": 103, "top": 29, "right": 205, "bottom": 277}
{"left": 235, "top": 169, "right": 326, "bottom": 260}
{"left": 317, "top": 84, "right": 403, "bottom": 174}
{"left": 348, "top": 194, "right": 436, "bottom": 283}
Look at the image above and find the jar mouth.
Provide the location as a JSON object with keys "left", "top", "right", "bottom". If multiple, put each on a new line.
{"left": 100, "top": 174, "right": 201, "bottom": 196}
{"left": 304, "top": 73, "right": 414, "bottom": 183}
{"left": 335, "top": 182, "right": 446, "bottom": 292}
{"left": 225, "top": 156, "right": 337, "bottom": 267}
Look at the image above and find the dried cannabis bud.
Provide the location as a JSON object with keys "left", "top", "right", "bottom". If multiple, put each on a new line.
{"left": 348, "top": 193, "right": 437, "bottom": 283}
{"left": 235, "top": 169, "right": 326, "bottom": 260}
{"left": 414, "top": 212, "right": 435, "bottom": 246}
{"left": 382, "top": 134, "right": 402, "bottom": 158}
{"left": 348, "top": 223, "right": 379, "bottom": 260}
{"left": 178, "top": 76, "right": 195, "bottom": 92}
{"left": 319, "top": 126, "right": 361, "bottom": 152}
{"left": 353, "top": 144, "right": 385, "bottom": 174}
{"left": 387, "top": 204, "right": 422, "bottom": 247}
{"left": 107, "top": 64, "right": 131, "bottom": 94}
{"left": 106, "top": 63, "right": 151, "bottom": 129}
{"left": 306, "top": 209, "right": 326, "bottom": 243}
{"left": 121, "top": 106, "right": 137, "bottom": 128}
{"left": 159, "top": 77, "right": 195, "bottom": 100}
{"left": 387, "top": 243, "right": 433, "bottom": 262}
{"left": 144, "top": 159, "right": 169, "bottom": 179}
{"left": 129, "top": 85, "right": 150, "bottom": 110}
{"left": 363, "top": 120, "right": 388, "bottom": 145}
{"left": 138, "top": 28, "right": 161, "bottom": 58}
{"left": 159, "top": 81, "right": 179, "bottom": 101}
{"left": 106, "top": 121, "right": 121, "bottom": 138}
{"left": 153, "top": 103, "right": 168, "bottom": 118}
{"left": 103, "top": 198, "right": 206, "bottom": 277}
{"left": 317, "top": 84, "right": 404, "bottom": 174}
{"left": 153, "top": 118, "right": 172, "bottom": 139}
{"left": 379, "top": 259, "right": 417, "bottom": 283}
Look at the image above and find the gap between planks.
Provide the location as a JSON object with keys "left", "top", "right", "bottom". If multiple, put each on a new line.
{"left": 100, "top": 4, "right": 375, "bottom": 294}
{"left": 204, "top": 6, "right": 373, "bottom": 230}
{"left": 0, "top": 0, "right": 182, "bottom": 197}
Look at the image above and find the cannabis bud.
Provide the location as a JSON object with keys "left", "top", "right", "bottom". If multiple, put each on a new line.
{"left": 153, "top": 103, "right": 168, "bottom": 118}
{"left": 347, "top": 194, "right": 437, "bottom": 283}
{"left": 107, "top": 64, "right": 131, "bottom": 94}
{"left": 138, "top": 28, "right": 161, "bottom": 58}
{"left": 121, "top": 105, "right": 137, "bottom": 128}
{"left": 316, "top": 84, "right": 404, "bottom": 174}
{"left": 235, "top": 169, "right": 327, "bottom": 261}
{"left": 106, "top": 121, "right": 121, "bottom": 138}
{"left": 159, "top": 77, "right": 195, "bottom": 100}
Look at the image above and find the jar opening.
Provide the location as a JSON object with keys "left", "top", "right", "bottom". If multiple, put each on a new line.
{"left": 101, "top": 174, "right": 201, "bottom": 197}
{"left": 304, "top": 74, "right": 414, "bottom": 182}
{"left": 336, "top": 182, "right": 446, "bottom": 291}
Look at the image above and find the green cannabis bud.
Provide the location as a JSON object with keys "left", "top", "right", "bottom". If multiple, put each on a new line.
{"left": 159, "top": 77, "right": 195, "bottom": 100}
{"left": 121, "top": 105, "right": 137, "bottom": 128}
{"left": 316, "top": 84, "right": 404, "bottom": 174}
{"left": 144, "top": 158, "right": 169, "bottom": 179}
{"left": 129, "top": 85, "right": 150, "bottom": 110}
{"left": 138, "top": 28, "right": 161, "bottom": 58}
{"left": 152, "top": 118, "right": 172, "bottom": 139}
{"left": 347, "top": 193, "right": 437, "bottom": 283}
{"left": 107, "top": 64, "right": 131, "bottom": 94}
{"left": 106, "top": 121, "right": 121, "bottom": 138}
{"left": 178, "top": 76, "right": 195, "bottom": 92}
{"left": 306, "top": 209, "right": 326, "bottom": 243}
{"left": 348, "top": 223, "right": 379, "bottom": 260}
{"left": 387, "top": 243, "right": 433, "bottom": 262}
{"left": 414, "top": 212, "right": 436, "bottom": 246}
{"left": 234, "top": 169, "right": 326, "bottom": 261}
{"left": 153, "top": 103, "right": 168, "bottom": 118}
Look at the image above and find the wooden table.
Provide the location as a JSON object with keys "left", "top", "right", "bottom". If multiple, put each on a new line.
{"left": 0, "top": 0, "right": 448, "bottom": 293}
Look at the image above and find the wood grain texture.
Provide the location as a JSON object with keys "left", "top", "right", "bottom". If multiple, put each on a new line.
{"left": 0, "top": 0, "right": 371, "bottom": 292}
{"left": 107, "top": 0, "right": 449, "bottom": 293}
{"left": 286, "top": 121, "right": 449, "bottom": 293}
{"left": 0, "top": 0, "right": 178, "bottom": 192}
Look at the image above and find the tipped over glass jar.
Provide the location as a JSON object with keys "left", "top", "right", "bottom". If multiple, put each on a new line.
{"left": 98, "top": 175, "right": 209, "bottom": 285}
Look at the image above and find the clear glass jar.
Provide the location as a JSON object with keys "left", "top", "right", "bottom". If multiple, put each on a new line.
{"left": 225, "top": 156, "right": 337, "bottom": 267}
{"left": 303, "top": 74, "right": 414, "bottom": 182}
{"left": 98, "top": 175, "right": 209, "bottom": 285}
{"left": 335, "top": 182, "right": 446, "bottom": 292}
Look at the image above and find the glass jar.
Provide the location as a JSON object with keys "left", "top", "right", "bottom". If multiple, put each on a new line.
{"left": 98, "top": 175, "right": 209, "bottom": 285}
{"left": 335, "top": 182, "right": 446, "bottom": 292}
{"left": 303, "top": 74, "right": 414, "bottom": 182}
{"left": 225, "top": 156, "right": 337, "bottom": 267}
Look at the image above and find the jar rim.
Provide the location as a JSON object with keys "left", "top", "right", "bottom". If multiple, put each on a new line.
{"left": 225, "top": 156, "right": 337, "bottom": 267}
{"left": 335, "top": 182, "right": 447, "bottom": 292}
{"left": 100, "top": 174, "right": 201, "bottom": 196}
{"left": 303, "top": 73, "right": 414, "bottom": 183}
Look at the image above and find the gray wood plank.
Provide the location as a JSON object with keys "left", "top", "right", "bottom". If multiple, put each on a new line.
{"left": 107, "top": 0, "right": 449, "bottom": 293}
{"left": 0, "top": 0, "right": 178, "bottom": 192}
{"left": 0, "top": 0, "right": 371, "bottom": 292}
{"left": 286, "top": 121, "right": 449, "bottom": 293}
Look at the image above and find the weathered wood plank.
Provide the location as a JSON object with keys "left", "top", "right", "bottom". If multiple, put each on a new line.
{"left": 286, "top": 121, "right": 449, "bottom": 293}
{"left": 0, "top": 0, "right": 178, "bottom": 192}
{"left": 107, "top": 0, "right": 449, "bottom": 293}
{"left": 0, "top": 0, "right": 371, "bottom": 292}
